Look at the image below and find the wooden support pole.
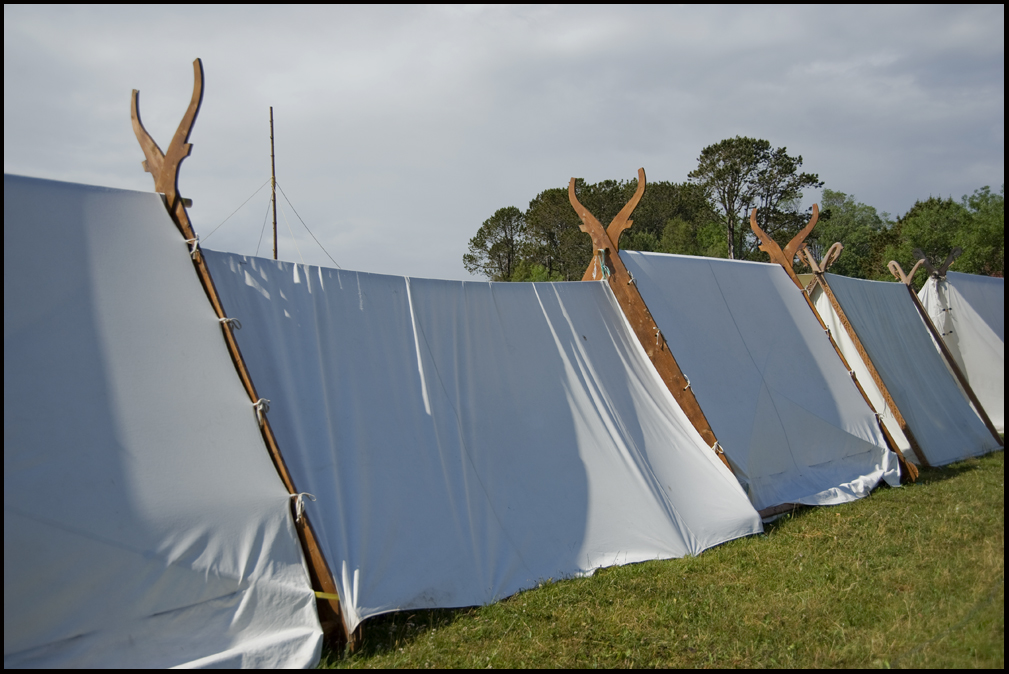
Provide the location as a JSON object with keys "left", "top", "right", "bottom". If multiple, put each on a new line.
{"left": 131, "top": 59, "right": 350, "bottom": 647}
{"left": 749, "top": 213, "right": 920, "bottom": 478}
{"left": 899, "top": 273, "right": 1003, "bottom": 447}
{"left": 573, "top": 169, "right": 732, "bottom": 473}
{"left": 270, "top": 106, "right": 278, "bottom": 261}
{"left": 810, "top": 274, "right": 926, "bottom": 473}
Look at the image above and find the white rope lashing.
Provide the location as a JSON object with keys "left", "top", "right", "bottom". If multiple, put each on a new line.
{"left": 219, "top": 317, "right": 243, "bottom": 330}
{"left": 291, "top": 492, "right": 316, "bottom": 522}
{"left": 185, "top": 235, "right": 200, "bottom": 259}
{"left": 254, "top": 398, "right": 270, "bottom": 422}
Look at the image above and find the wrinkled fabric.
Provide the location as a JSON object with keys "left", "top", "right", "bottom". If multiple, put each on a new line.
{"left": 620, "top": 251, "right": 898, "bottom": 512}
{"left": 824, "top": 273, "right": 998, "bottom": 465}
{"left": 919, "top": 272, "right": 1003, "bottom": 432}
{"left": 3, "top": 175, "right": 322, "bottom": 668}
{"left": 204, "top": 251, "right": 763, "bottom": 632}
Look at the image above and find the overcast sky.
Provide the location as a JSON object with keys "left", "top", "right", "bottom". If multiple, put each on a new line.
{"left": 5, "top": 5, "right": 1004, "bottom": 280}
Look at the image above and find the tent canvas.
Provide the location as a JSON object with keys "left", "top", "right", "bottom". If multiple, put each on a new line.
{"left": 202, "top": 250, "right": 763, "bottom": 633}
{"left": 919, "top": 271, "right": 1004, "bottom": 432}
{"left": 3, "top": 175, "right": 323, "bottom": 668}
{"left": 617, "top": 251, "right": 899, "bottom": 513}
{"left": 809, "top": 280, "right": 916, "bottom": 460}
{"left": 815, "top": 272, "right": 999, "bottom": 466}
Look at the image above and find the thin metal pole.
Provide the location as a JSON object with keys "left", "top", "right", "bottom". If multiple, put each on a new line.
{"left": 270, "top": 106, "right": 277, "bottom": 260}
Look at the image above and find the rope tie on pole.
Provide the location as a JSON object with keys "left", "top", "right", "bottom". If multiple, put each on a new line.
{"left": 627, "top": 274, "right": 636, "bottom": 286}
{"left": 219, "top": 317, "right": 243, "bottom": 330}
{"left": 711, "top": 441, "right": 724, "bottom": 455}
{"left": 683, "top": 376, "right": 691, "bottom": 391}
{"left": 596, "top": 249, "right": 610, "bottom": 280}
{"left": 291, "top": 492, "right": 316, "bottom": 522}
{"left": 655, "top": 327, "right": 662, "bottom": 346}
{"left": 254, "top": 398, "right": 270, "bottom": 422}
{"left": 185, "top": 235, "right": 200, "bottom": 260}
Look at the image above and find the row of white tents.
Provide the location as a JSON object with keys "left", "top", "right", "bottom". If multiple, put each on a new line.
{"left": 4, "top": 173, "right": 1003, "bottom": 668}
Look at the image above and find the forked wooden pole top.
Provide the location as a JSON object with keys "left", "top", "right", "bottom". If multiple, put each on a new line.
{"left": 570, "top": 168, "right": 733, "bottom": 474}
{"left": 888, "top": 259, "right": 926, "bottom": 286}
{"left": 131, "top": 58, "right": 204, "bottom": 230}
{"left": 912, "top": 247, "right": 962, "bottom": 280}
{"left": 749, "top": 204, "right": 819, "bottom": 289}
{"left": 799, "top": 241, "right": 843, "bottom": 275}
{"left": 568, "top": 167, "right": 646, "bottom": 248}
{"left": 129, "top": 59, "right": 351, "bottom": 647}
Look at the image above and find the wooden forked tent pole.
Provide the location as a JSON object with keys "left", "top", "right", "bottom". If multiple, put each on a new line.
{"left": 890, "top": 259, "right": 1003, "bottom": 447}
{"left": 807, "top": 273, "right": 927, "bottom": 471}
{"left": 131, "top": 59, "right": 350, "bottom": 647}
{"left": 573, "top": 169, "right": 732, "bottom": 473}
{"left": 749, "top": 209, "right": 921, "bottom": 478}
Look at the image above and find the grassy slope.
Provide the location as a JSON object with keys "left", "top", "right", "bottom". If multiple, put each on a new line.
{"left": 323, "top": 451, "right": 1004, "bottom": 668}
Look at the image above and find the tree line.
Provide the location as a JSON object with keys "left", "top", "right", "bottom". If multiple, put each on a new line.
{"left": 463, "top": 136, "right": 1004, "bottom": 288}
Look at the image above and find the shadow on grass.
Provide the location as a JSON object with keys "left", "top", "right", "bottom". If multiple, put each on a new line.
{"left": 323, "top": 606, "right": 477, "bottom": 664}
{"left": 320, "top": 449, "right": 1003, "bottom": 666}
{"left": 911, "top": 449, "right": 1003, "bottom": 487}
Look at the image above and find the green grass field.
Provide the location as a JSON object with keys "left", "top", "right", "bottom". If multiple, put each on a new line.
{"left": 322, "top": 450, "right": 1004, "bottom": 668}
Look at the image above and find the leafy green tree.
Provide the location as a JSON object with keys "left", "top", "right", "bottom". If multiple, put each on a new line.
{"left": 749, "top": 147, "right": 823, "bottom": 259}
{"left": 509, "top": 260, "right": 565, "bottom": 282}
{"left": 687, "top": 137, "right": 761, "bottom": 259}
{"left": 462, "top": 206, "right": 527, "bottom": 281}
{"left": 622, "top": 229, "right": 660, "bottom": 252}
{"left": 688, "top": 136, "right": 821, "bottom": 260}
{"left": 624, "top": 181, "right": 717, "bottom": 243}
{"left": 877, "top": 186, "right": 1004, "bottom": 288}
{"left": 881, "top": 196, "right": 969, "bottom": 288}
{"left": 955, "top": 185, "right": 1004, "bottom": 276}
{"left": 653, "top": 217, "right": 726, "bottom": 257}
{"left": 523, "top": 187, "right": 591, "bottom": 281}
{"left": 520, "top": 178, "right": 718, "bottom": 279}
{"left": 806, "top": 189, "right": 891, "bottom": 279}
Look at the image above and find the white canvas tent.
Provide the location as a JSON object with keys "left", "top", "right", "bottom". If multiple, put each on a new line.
{"left": 202, "top": 250, "right": 763, "bottom": 633}
{"left": 3, "top": 175, "right": 323, "bottom": 668}
{"left": 618, "top": 251, "right": 899, "bottom": 513}
{"left": 812, "top": 273, "right": 999, "bottom": 466}
{"left": 919, "top": 271, "right": 1004, "bottom": 433}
